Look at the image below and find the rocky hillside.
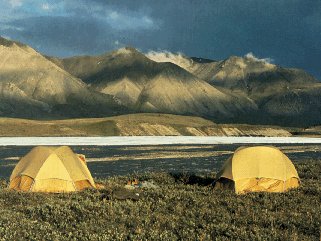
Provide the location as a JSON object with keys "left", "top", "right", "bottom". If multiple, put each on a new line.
{"left": 0, "top": 37, "right": 125, "bottom": 118}
{"left": 49, "top": 48, "right": 257, "bottom": 122}
{"left": 146, "top": 51, "right": 321, "bottom": 126}
{"left": 146, "top": 51, "right": 318, "bottom": 94}
{"left": 1, "top": 36, "right": 320, "bottom": 127}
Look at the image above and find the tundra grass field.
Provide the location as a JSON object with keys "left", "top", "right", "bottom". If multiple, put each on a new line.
{"left": 0, "top": 159, "right": 319, "bottom": 240}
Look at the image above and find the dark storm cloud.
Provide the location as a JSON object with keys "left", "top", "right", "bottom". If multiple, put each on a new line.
{"left": 0, "top": 0, "right": 320, "bottom": 78}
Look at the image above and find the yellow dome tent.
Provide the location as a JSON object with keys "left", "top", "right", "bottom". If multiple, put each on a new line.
{"left": 214, "top": 146, "right": 299, "bottom": 194}
{"left": 9, "top": 146, "right": 96, "bottom": 193}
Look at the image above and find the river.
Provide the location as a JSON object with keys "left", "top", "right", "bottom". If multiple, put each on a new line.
{"left": 0, "top": 141, "right": 320, "bottom": 179}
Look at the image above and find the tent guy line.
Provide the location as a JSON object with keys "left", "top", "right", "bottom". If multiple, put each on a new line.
{"left": 0, "top": 136, "right": 321, "bottom": 146}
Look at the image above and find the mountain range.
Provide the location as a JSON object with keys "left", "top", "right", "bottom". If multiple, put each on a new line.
{"left": 0, "top": 37, "right": 126, "bottom": 118}
{"left": 146, "top": 51, "right": 321, "bottom": 126}
{"left": 0, "top": 36, "right": 320, "bottom": 127}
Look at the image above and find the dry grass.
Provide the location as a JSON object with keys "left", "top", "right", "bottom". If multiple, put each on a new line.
{"left": 0, "top": 113, "right": 291, "bottom": 137}
{"left": 0, "top": 160, "right": 319, "bottom": 240}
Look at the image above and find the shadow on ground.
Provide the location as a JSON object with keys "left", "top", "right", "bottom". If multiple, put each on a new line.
{"left": 169, "top": 173, "right": 216, "bottom": 186}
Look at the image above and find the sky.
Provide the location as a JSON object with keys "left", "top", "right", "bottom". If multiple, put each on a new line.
{"left": 0, "top": 0, "right": 320, "bottom": 79}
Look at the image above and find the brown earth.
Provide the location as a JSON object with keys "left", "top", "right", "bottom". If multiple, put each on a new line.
{"left": 0, "top": 113, "right": 292, "bottom": 137}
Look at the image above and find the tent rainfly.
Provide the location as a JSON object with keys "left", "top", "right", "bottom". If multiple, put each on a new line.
{"left": 214, "top": 146, "right": 300, "bottom": 194}
{"left": 9, "top": 146, "right": 96, "bottom": 193}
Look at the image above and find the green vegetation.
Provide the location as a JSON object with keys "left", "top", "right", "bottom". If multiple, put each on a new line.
{"left": 0, "top": 160, "right": 319, "bottom": 240}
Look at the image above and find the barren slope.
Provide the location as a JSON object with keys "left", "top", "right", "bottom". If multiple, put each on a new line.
{"left": 51, "top": 47, "right": 257, "bottom": 122}
{"left": 146, "top": 51, "right": 321, "bottom": 126}
{"left": 146, "top": 51, "right": 221, "bottom": 82}
{"left": 0, "top": 37, "right": 124, "bottom": 118}
{"left": 0, "top": 113, "right": 291, "bottom": 137}
{"left": 146, "top": 52, "right": 318, "bottom": 96}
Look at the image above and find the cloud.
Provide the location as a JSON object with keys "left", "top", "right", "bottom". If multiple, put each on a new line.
{"left": 106, "top": 13, "right": 157, "bottom": 30}
{"left": 113, "top": 40, "right": 125, "bottom": 48}
{"left": 146, "top": 50, "right": 193, "bottom": 70}
{"left": 41, "top": 3, "right": 50, "bottom": 10}
{"left": 0, "top": 1, "right": 158, "bottom": 51}
{"left": 0, "top": 0, "right": 67, "bottom": 23}
{"left": 83, "top": 7, "right": 159, "bottom": 30}
{"left": 245, "top": 52, "right": 274, "bottom": 64}
{"left": 9, "top": 0, "right": 23, "bottom": 8}
{"left": 109, "top": 11, "right": 119, "bottom": 20}
{"left": 0, "top": 0, "right": 320, "bottom": 79}
{"left": 59, "top": 1, "right": 159, "bottom": 30}
{"left": 0, "top": 24, "right": 24, "bottom": 31}
{"left": 2, "top": 35, "right": 12, "bottom": 40}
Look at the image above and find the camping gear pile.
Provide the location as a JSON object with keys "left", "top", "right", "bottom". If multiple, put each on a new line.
{"left": 125, "top": 179, "right": 142, "bottom": 189}
{"left": 7, "top": 145, "right": 299, "bottom": 195}
{"left": 125, "top": 179, "right": 159, "bottom": 190}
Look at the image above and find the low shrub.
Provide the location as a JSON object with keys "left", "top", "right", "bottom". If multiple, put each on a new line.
{"left": 0, "top": 160, "right": 319, "bottom": 240}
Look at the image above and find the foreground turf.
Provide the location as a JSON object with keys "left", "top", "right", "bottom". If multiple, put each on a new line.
{"left": 0, "top": 160, "right": 319, "bottom": 240}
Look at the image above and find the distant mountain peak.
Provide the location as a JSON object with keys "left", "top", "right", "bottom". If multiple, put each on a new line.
{"left": 145, "top": 50, "right": 193, "bottom": 70}
{"left": 114, "top": 46, "right": 137, "bottom": 55}
{"left": 0, "top": 37, "right": 125, "bottom": 118}
{"left": 124, "top": 46, "right": 139, "bottom": 52}
{"left": 38, "top": 42, "right": 321, "bottom": 126}
{"left": 222, "top": 54, "right": 276, "bottom": 70}
{"left": 0, "top": 36, "right": 39, "bottom": 56}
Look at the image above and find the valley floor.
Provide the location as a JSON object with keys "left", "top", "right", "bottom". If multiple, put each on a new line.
{"left": 0, "top": 113, "right": 303, "bottom": 137}
{"left": 0, "top": 159, "right": 319, "bottom": 240}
